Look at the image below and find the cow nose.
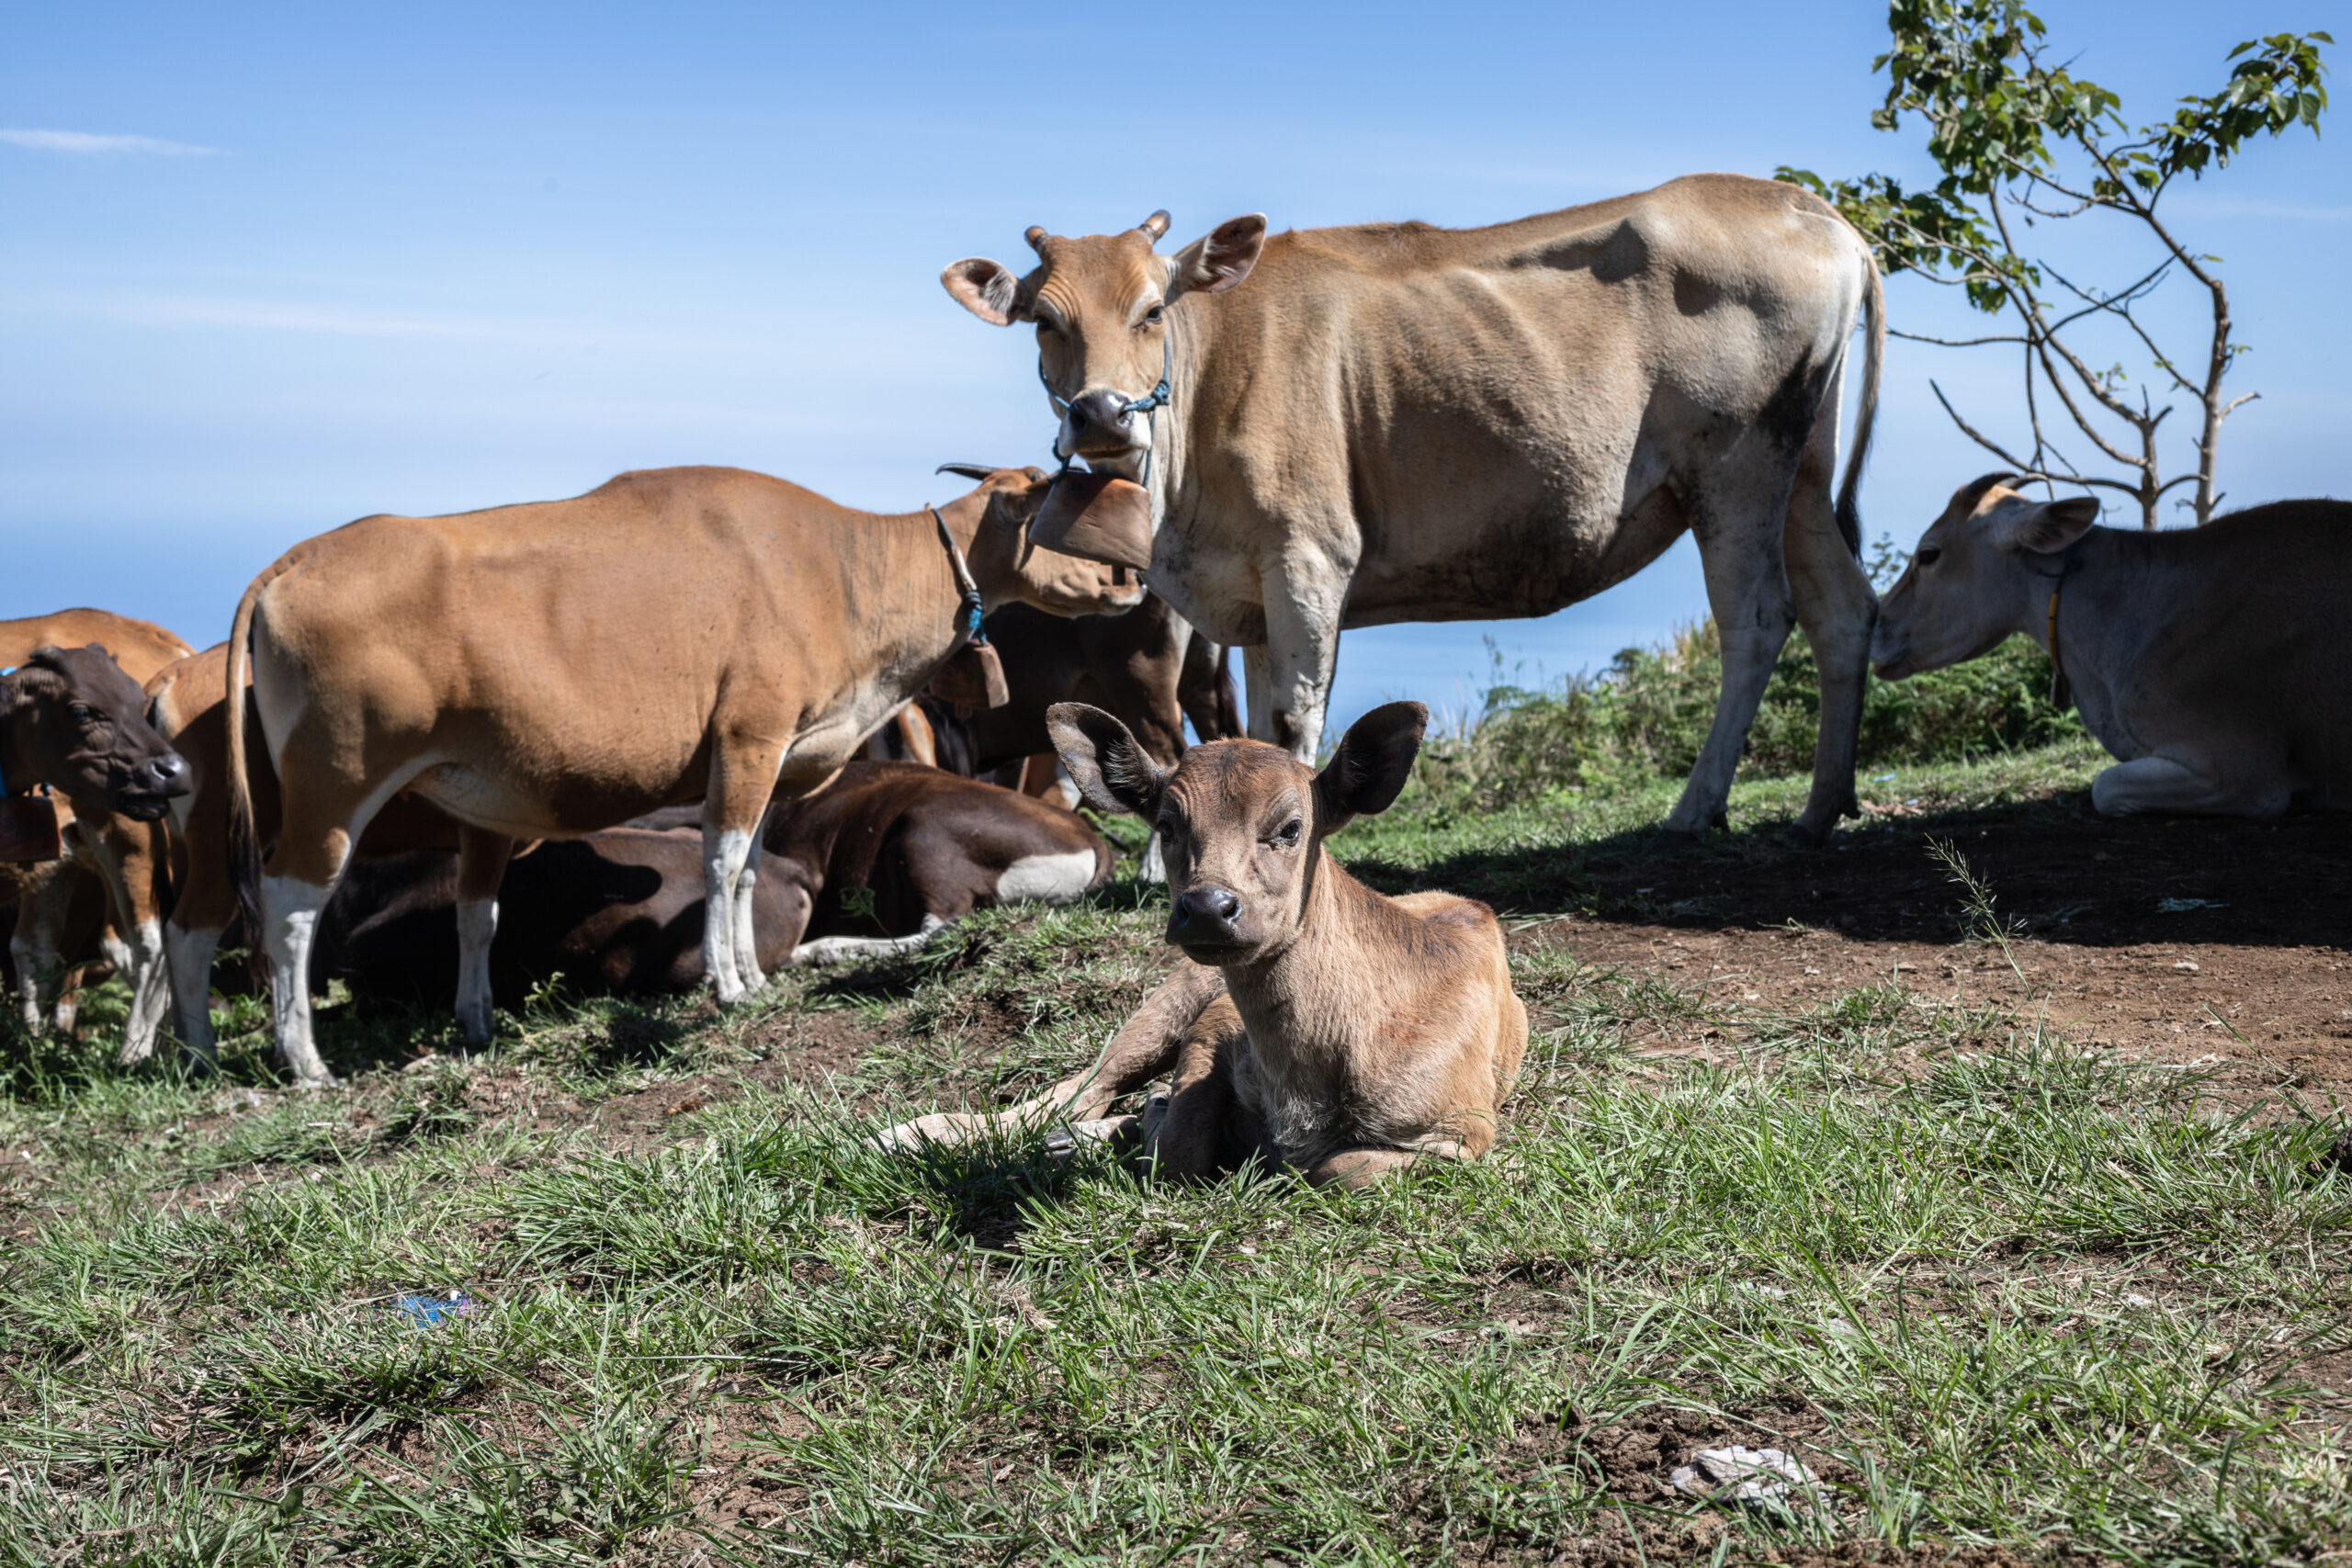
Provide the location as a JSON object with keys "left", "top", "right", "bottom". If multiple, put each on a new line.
{"left": 1170, "top": 885, "right": 1243, "bottom": 940}
{"left": 146, "top": 751, "right": 191, "bottom": 796}
{"left": 1066, "top": 389, "right": 1132, "bottom": 445}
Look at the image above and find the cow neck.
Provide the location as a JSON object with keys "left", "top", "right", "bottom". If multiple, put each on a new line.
{"left": 0, "top": 677, "right": 27, "bottom": 796}
{"left": 1144, "top": 309, "right": 1204, "bottom": 531}
{"left": 1214, "top": 842, "right": 1372, "bottom": 1077}
{"left": 840, "top": 491, "right": 991, "bottom": 693}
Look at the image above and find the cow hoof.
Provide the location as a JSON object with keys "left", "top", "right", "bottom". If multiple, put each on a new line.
{"left": 1649, "top": 827, "right": 1704, "bottom": 856}
{"left": 1784, "top": 818, "right": 1833, "bottom": 850}
{"left": 291, "top": 1072, "right": 342, "bottom": 1093}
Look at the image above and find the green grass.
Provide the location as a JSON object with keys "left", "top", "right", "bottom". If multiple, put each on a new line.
{"left": 1, "top": 741, "right": 2346, "bottom": 1565}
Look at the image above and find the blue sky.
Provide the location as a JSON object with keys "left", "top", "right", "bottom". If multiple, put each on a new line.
{"left": 5, "top": 2, "right": 2345, "bottom": 735}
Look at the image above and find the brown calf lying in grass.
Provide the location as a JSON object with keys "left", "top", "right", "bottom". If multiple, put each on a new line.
{"left": 881, "top": 701, "right": 1527, "bottom": 1189}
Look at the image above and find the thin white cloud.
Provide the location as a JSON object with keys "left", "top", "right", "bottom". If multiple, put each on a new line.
{"left": 0, "top": 129, "right": 217, "bottom": 157}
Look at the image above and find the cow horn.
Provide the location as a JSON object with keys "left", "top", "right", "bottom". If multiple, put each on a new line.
{"left": 1138, "top": 209, "right": 1170, "bottom": 242}
{"left": 1024, "top": 225, "right": 1049, "bottom": 256}
{"left": 935, "top": 463, "right": 996, "bottom": 482}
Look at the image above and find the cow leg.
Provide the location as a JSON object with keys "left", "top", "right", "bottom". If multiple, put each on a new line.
{"left": 1664, "top": 484, "right": 1800, "bottom": 836}
{"left": 84, "top": 818, "right": 173, "bottom": 1066}
{"left": 453, "top": 826, "right": 516, "bottom": 1045}
{"left": 701, "top": 741, "right": 786, "bottom": 1006}
{"left": 876, "top": 963, "right": 1226, "bottom": 1152}
{"left": 11, "top": 867, "right": 79, "bottom": 1035}
{"left": 1782, "top": 389, "right": 1876, "bottom": 845}
{"left": 165, "top": 921, "right": 225, "bottom": 1069}
{"left": 1251, "top": 552, "right": 1351, "bottom": 762}
{"left": 258, "top": 870, "right": 338, "bottom": 1086}
{"left": 2092, "top": 752, "right": 2290, "bottom": 818}
{"left": 787, "top": 916, "right": 947, "bottom": 969}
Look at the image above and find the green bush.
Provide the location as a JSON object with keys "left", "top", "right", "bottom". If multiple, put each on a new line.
{"left": 1417, "top": 623, "right": 2086, "bottom": 811}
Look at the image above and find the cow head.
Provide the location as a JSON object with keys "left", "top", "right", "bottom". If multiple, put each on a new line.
{"left": 1048, "top": 700, "right": 1425, "bottom": 964}
{"left": 941, "top": 210, "right": 1269, "bottom": 478}
{"left": 0, "top": 644, "right": 192, "bottom": 819}
{"left": 1871, "top": 474, "right": 2102, "bottom": 680}
{"left": 940, "top": 464, "right": 1148, "bottom": 617}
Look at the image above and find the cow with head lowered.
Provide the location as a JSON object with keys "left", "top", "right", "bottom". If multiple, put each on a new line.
{"left": 1874, "top": 476, "right": 2352, "bottom": 818}
{"left": 228, "top": 463, "right": 1141, "bottom": 1086}
{"left": 942, "top": 174, "right": 1884, "bottom": 841}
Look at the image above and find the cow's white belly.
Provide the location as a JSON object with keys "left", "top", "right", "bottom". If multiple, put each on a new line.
{"left": 995, "top": 849, "right": 1095, "bottom": 906}
{"left": 410, "top": 763, "right": 553, "bottom": 838}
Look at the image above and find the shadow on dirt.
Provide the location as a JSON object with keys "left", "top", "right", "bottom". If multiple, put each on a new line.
{"left": 1352, "top": 785, "right": 2352, "bottom": 952}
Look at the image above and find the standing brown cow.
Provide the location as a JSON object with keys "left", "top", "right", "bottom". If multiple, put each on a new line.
{"left": 229, "top": 464, "right": 1139, "bottom": 1085}
{"left": 942, "top": 175, "right": 1883, "bottom": 841}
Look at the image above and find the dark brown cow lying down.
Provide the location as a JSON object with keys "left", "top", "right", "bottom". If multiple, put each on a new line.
{"left": 312, "top": 761, "right": 1111, "bottom": 1004}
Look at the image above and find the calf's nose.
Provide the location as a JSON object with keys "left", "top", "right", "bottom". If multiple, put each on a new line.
{"left": 1170, "top": 885, "right": 1243, "bottom": 942}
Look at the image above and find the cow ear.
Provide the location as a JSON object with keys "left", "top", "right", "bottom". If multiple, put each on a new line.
{"left": 2003, "top": 494, "right": 2101, "bottom": 554}
{"left": 1047, "top": 703, "right": 1166, "bottom": 818}
{"left": 1168, "top": 214, "right": 1267, "bottom": 299}
{"left": 942, "top": 257, "right": 1030, "bottom": 325}
{"left": 1314, "top": 702, "right": 1427, "bottom": 831}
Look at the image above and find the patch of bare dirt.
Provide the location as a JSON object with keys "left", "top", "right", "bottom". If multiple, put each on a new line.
{"left": 1520, "top": 805, "right": 2352, "bottom": 1104}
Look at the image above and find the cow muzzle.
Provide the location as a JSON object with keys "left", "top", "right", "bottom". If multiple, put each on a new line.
{"left": 1167, "top": 882, "right": 1250, "bottom": 956}
{"left": 115, "top": 751, "right": 192, "bottom": 817}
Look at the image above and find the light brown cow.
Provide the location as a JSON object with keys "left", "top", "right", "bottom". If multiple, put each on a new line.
{"left": 228, "top": 464, "right": 1141, "bottom": 1085}
{"left": 942, "top": 174, "right": 1884, "bottom": 841}
{"left": 2, "top": 612, "right": 195, "bottom": 1043}
{"left": 880, "top": 702, "right": 1527, "bottom": 1189}
{"left": 1873, "top": 475, "right": 2352, "bottom": 818}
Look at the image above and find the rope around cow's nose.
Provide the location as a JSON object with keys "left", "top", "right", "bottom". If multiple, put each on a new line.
{"left": 1039, "top": 335, "right": 1172, "bottom": 487}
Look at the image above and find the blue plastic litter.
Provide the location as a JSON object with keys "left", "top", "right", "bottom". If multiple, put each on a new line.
{"left": 392, "top": 1291, "right": 479, "bottom": 1328}
{"left": 1871, "top": 773, "right": 1898, "bottom": 783}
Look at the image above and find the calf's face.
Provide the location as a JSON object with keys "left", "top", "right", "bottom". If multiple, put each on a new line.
{"left": 1049, "top": 700, "right": 1426, "bottom": 964}
{"left": 1871, "top": 473, "right": 2101, "bottom": 680}
{"left": 1, "top": 644, "right": 191, "bottom": 818}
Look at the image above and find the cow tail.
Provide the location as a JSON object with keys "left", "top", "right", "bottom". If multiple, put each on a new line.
{"left": 1834, "top": 245, "right": 1885, "bottom": 560}
{"left": 224, "top": 558, "right": 280, "bottom": 958}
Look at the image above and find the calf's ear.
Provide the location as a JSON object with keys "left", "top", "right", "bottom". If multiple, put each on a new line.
{"left": 1314, "top": 701, "right": 1427, "bottom": 831}
{"left": 1046, "top": 703, "right": 1166, "bottom": 818}
{"left": 1168, "top": 215, "right": 1267, "bottom": 299}
{"left": 942, "top": 258, "right": 1031, "bottom": 325}
{"left": 1999, "top": 494, "right": 2100, "bottom": 555}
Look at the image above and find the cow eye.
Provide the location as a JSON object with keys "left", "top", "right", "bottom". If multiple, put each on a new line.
{"left": 68, "top": 704, "right": 95, "bottom": 722}
{"left": 1917, "top": 547, "right": 1941, "bottom": 568}
{"left": 1141, "top": 304, "right": 1165, "bottom": 328}
{"left": 1269, "top": 818, "right": 1302, "bottom": 848}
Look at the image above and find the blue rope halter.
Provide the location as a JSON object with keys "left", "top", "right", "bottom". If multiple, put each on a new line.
{"left": 1038, "top": 333, "right": 1172, "bottom": 491}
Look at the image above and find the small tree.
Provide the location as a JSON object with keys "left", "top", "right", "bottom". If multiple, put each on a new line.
{"left": 1782, "top": 4, "right": 2329, "bottom": 526}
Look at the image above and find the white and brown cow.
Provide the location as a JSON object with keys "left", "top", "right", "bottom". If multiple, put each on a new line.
{"left": 943, "top": 175, "right": 1884, "bottom": 841}
{"left": 228, "top": 464, "right": 1140, "bottom": 1085}
{"left": 316, "top": 761, "right": 1111, "bottom": 1001}
{"left": 1873, "top": 475, "right": 2352, "bottom": 818}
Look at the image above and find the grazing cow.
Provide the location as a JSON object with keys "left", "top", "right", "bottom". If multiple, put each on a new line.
{"left": 1, "top": 614, "right": 193, "bottom": 1044}
{"left": 942, "top": 175, "right": 1884, "bottom": 840}
{"left": 318, "top": 761, "right": 1112, "bottom": 1001}
{"left": 881, "top": 702, "right": 1527, "bottom": 1190}
{"left": 1, "top": 645, "right": 191, "bottom": 1029}
{"left": 229, "top": 464, "right": 1140, "bottom": 1085}
{"left": 141, "top": 642, "right": 463, "bottom": 1065}
{"left": 923, "top": 592, "right": 1243, "bottom": 780}
{"left": 1872, "top": 476, "right": 2352, "bottom": 818}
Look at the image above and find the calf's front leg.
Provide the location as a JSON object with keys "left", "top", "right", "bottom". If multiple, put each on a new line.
{"left": 2092, "top": 751, "right": 2291, "bottom": 818}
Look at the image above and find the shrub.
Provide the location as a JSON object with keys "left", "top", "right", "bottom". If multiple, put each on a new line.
{"left": 1416, "top": 624, "right": 2084, "bottom": 811}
